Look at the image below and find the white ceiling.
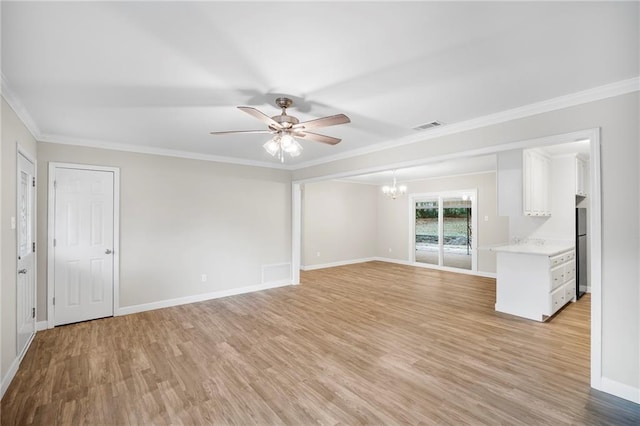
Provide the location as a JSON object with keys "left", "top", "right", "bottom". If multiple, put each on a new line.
{"left": 2, "top": 2, "right": 638, "bottom": 168}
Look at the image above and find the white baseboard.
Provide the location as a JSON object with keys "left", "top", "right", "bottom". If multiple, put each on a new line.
{"left": 36, "top": 321, "right": 48, "bottom": 331}
{"left": 301, "top": 257, "right": 377, "bottom": 271}
{"left": 300, "top": 256, "right": 497, "bottom": 279}
{"left": 116, "top": 280, "right": 292, "bottom": 316}
{"left": 600, "top": 377, "right": 640, "bottom": 404}
{"left": 372, "top": 257, "right": 412, "bottom": 266}
{"left": 1, "top": 332, "right": 35, "bottom": 399}
{"left": 374, "top": 257, "right": 497, "bottom": 278}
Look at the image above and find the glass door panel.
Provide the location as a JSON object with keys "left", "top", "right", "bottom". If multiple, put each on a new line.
{"left": 442, "top": 197, "right": 472, "bottom": 270}
{"left": 415, "top": 199, "right": 439, "bottom": 265}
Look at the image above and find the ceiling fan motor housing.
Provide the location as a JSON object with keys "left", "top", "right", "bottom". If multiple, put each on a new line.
{"left": 271, "top": 114, "right": 299, "bottom": 129}
{"left": 271, "top": 97, "right": 299, "bottom": 129}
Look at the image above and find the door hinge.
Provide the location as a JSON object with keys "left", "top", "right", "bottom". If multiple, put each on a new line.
{"left": 32, "top": 177, "right": 36, "bottom": 187}
{"left": 32, "top": 308, "right": 35, "bottom": 318}
{"left": 32, "top": 242, "right": 36, "bottom": 253}
{"left": 53, "top": 239, "right": 57, "bottom": 247}
{"left": 53, "top": 297, "right": 55, "bottom": 306}
{"left": 54, "top": 180, "right": 57, "bottom": 188}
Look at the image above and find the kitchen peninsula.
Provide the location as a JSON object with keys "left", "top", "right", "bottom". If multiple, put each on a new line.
{"left": 492, "top": 242, "right": 576, "bottom": 321}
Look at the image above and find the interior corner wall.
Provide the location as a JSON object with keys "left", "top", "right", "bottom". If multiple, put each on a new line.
{"left": 1, "top": 96, "right": 37, "bottom": 382}
{"left": 293, "top": 91, "right": 640, "bottom": 397}
{"left": 36, "top": 142, "right": 292, "bottom": 317}
{"left": 376, "top": 172, "right": 508, "bottom": 274}
{"left": 302, "top": 180, "right": 377, "bottom": 268}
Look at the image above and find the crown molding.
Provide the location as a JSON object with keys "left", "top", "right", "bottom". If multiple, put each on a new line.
{"left": 38, "top": 134, "right": 295, "bottom": 171}
{"left": 1, "top": 72, "right": 42, "bottom": 140}
{"left": 291, "top": 76, "right": 640, "bottom": 170}
{"left": 3, "top": 75, "right": 638, "bottom": 171}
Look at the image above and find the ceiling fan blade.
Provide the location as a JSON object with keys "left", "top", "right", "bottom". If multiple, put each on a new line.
{"left": 292, "top": 113, "right": 350, "bottom": 131}
{"left": 238, "top": 106, "right": 283, "bottom": 129}
{"left": 295, "top": 131, "right": 342, "bottom": 145}
{"left": 210, "top": 130, "right": 274, "bottom": 135}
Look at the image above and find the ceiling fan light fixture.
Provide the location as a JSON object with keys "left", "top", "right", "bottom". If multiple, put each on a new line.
{"left": 288, "top": 142, "right": 303, "bottom": 157}
{"left": 263, "top": 138, "right": 281, "bottom": 156}
{"left": 280, "top": 134, "right": 295, "bottom": 150}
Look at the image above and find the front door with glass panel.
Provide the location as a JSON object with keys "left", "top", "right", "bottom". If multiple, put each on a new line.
{"left": 413, "top": 191, "right": 476, "bottom": 271}
{"left": 17, "top": 152, "right": 36, "bottom": 356}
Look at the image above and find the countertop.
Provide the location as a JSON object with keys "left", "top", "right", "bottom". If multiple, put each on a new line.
{"left": 489, "top": 243, "right": 574, "bottom": 256}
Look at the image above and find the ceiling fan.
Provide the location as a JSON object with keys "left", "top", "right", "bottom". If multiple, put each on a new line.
{"left": 210, "top": 97, "right": 350, "bottom": 162}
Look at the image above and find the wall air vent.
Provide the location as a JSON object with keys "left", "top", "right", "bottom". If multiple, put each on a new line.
{"left": 413, "top": 120, "right": 444, "bottom": 131}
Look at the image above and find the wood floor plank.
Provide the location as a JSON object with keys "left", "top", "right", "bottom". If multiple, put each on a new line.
{"left": 2, "top": 261, "right": 639, "bottom": 425}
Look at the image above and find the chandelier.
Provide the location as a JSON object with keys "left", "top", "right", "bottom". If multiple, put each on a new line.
{"left": 382, "top": 170, "right": 407, "bottom": 199}
{"left": 263, "top": 131, "right": 303, "bottom": 162}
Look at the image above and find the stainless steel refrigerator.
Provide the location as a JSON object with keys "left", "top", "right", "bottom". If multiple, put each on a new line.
{"left": 576, "top": 208, "right": 588, "bottom": 299}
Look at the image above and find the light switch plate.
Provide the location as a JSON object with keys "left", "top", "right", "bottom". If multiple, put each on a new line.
{"left": 10, "top": 217, "right": 16, "bottom": 229}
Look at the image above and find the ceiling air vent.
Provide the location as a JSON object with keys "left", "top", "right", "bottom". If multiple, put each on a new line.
{"left": 413, "top": 120, "right": 444, "bottom": 131}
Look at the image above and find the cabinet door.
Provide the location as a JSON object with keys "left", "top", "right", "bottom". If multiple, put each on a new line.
{"left": 576, "top": 158, "right": 587, "bottom": 197}
{"left": 540, "top": 157, "right": 551, "bottom": 216}
{"left": 523, "top": 151, "right": 533, "bottom": 215}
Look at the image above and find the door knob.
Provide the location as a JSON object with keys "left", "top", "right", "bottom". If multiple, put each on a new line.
{"left": 105, "top": 249, "right": 112, "bottom": 255}
{"left": 18, "top": 269, "right": 27, "bottom": 274}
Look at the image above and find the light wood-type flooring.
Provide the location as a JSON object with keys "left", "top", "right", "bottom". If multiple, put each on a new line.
{"left": 2, "top": 262, "right": 639, "bottom": 425}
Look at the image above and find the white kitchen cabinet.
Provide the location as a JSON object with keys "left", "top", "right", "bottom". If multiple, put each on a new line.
{"left": 523, "top": 149, "right": 551, "bottom": 216}
{"left": 495, "top": 246, "right": 575, "bottom": 322}
{"left": 575, "top": 157, "right": 588, "bottom": 197}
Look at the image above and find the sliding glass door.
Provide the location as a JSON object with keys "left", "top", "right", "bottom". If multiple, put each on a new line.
{"left": 415, "top": 199, "right": 440, "bottom": 265}
{"left": 412, "top": 190, "right": 476, "bottom": 272}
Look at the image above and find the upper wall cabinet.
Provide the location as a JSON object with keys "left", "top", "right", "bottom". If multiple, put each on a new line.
{"left": 523, "top": 149, "right": 551, "bottom": 217}
{"left": 575, "top": 157, "right": 588, "bottom": 197}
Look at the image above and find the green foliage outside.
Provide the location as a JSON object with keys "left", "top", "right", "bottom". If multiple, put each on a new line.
{"left": 416, "top": 207, "right": 470, "bottom": 219}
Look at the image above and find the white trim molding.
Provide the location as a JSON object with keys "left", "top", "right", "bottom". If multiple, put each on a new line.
{"left": 1, "top": 331, "right": 35, "bottom": 399}
{"left": 117, "top": 281, "right": 292, "bottom": 317}
{"left": 301, "top": 257, "right": 377, "bottom": 271}
{"left": 38, "top": 133, "right": 294, "bottom": 171}
{"left": 293, "top": 77, "right": 639, "bottom": 169}
{"left": 1, "top": 73, "right": 41, "bottom": 140}
{"left": 600, "top": 378, "right": 640, "bottom": 405}
{"left": 375, "top": 257, "right": 497, "bottom": 279}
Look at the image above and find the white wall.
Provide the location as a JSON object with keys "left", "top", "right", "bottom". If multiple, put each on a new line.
{"left": 293, "top": 92, "right": 640, "bottom": 397}
{"left": 377, "top": 172, "right": 508, "bottom": 274}
{"left": 302, "top": 180, "right": 377, "bottom": 268}
{"left": 1, "top": 97, "right": 38, "bottom": 384}
{"left": 36, "top": 143, "right": 292, "bottom": 313}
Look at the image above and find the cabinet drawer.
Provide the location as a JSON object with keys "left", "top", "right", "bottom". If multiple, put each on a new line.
{"left": 565, "top": 280, "right": 575, "bottom": 302}
{"left": 550, "top": 250, "right": 575, "bottom": 267}
{"left": 551, "top": 266, "right": 565, "bottom": 291}
{"left": 549, "top": 286, "right": 566, "bottom": 315}
{"left": 564, "top": 260, "right": 575, "bottom": 282}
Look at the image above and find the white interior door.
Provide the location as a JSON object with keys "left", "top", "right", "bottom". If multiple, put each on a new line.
{"left": 17, "top": 153, "right": 36, "bottom": 355}
{"left": 53, "top": 167, "right": 115, "bottom": 326}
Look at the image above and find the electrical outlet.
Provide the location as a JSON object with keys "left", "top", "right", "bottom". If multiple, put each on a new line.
{"left": 316, "top": 251, "right": 321, "bottom": 257}
{"left": 388, "top": 248, "right": 393, "bottom": 253}
{"left": 484, "top": 215, "right": 489, "bottom": 222}
{"left": 201, "top": 274, "right": 207, "bottom": 282}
